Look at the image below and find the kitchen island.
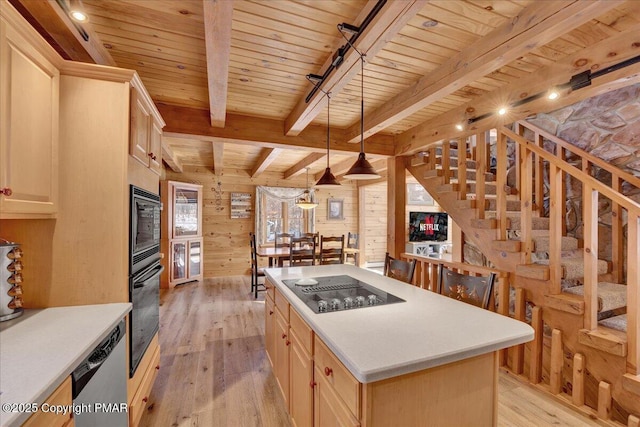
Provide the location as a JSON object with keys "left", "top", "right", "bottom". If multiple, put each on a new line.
{"left": 264, "top": 264, "right": 533, "bottom": 426}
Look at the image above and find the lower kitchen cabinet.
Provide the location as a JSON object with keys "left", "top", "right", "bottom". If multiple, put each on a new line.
{"left": 265, "top": 292, "right": 276, "bottom": 367}
{"left": 22, "top": 376, "right": 73, "bottom": 427}
{"left": 290, "top": 329, "right": 313, "bottom": 427}
{"left": 274, "top": 301, "right": 290, "bottom": 406}
{"left": 314, "top": 365, "right": 359, "bottom": 427}
{"left": 129, "top": 335, "right": 161, "bottom": 427}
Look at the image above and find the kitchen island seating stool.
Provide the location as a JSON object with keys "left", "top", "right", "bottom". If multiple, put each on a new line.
{"left": 437, "top": 264, "right": 496, "bottom": 309}
{"left": 383, "top": 253, "right": 416, "bottom": 284}
{"left": 289, "top": 236, "right": 317, "bottom": 266}
{"left": 319, "top": 235, "right": 345, "bottom": 264}
{"left": 249, "top": 232, "right": 266, "bottom": 298}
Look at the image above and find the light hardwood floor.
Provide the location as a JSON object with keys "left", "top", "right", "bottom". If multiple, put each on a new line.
{"left": 140, "top": 277, "right": 602, "bottom": 427}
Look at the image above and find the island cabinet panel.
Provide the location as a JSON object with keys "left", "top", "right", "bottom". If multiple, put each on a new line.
{"left": 290, "top": 329, "right": 313, "bottom": 427}
{"left": 0, "top": 14, "right": 59, "bottom": 218}
{"left": 315, "top": 336, "right": 361, "bottom": 418}
{"left": 275, "top": 309, "right": 290, "bottom": 406}
{"left": 361, "top": 351, "right": 497, "bottom": 427}
{"left": 265, "top": 292, "right": 276, "bottom": 367}
{"left": 22, "top": 376, "right": 73, "bottom": 427}
{"left": 314, "top": 365, "right": 360, "bottom": 427}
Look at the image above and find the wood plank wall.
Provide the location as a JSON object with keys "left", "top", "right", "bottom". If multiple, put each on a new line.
{"left": 163, "top": 166, "right": 358, "bottom": 277}
{"left": 361, "top": 182, "right": 388, "bottom": 265}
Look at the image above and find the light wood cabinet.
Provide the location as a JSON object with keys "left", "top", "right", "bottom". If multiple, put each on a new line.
{"left": 275, "top": 306, "right": 290, "bottom": 406}
{"left": 22, "top": 376, "right": 73, "bottom": 427}
{"left": 290, "top": 330, "right": 313, "bottom": 427}
{"left": 129, "top": 339, "right": 160, "bottom": 427}
{"left": 130, "top": 87, "right": 162, "bottom": 176}
{"left": 265, "top": 292, "right": 276, "bottom": 367}
{"left": 0, "top": 9, "right": 59, "bottom": 218}
{"left": 161, "top": 181, "right": 204, "bottom": 288}
{"left": 314, "top": 365, "right": 360, "bottom": 427}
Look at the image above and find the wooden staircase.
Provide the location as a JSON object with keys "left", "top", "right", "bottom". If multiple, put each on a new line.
{"left": 405, "top": 121, "right": 640, "bottom": 426}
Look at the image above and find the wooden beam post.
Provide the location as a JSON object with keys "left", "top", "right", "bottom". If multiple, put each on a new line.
{"left": 475, "top": 132, "right": 487, "bottom": 220}
{"left": 572, "top": 353, "right": 585, "bottom": 407}
{"left": 212, "top": 142, "right": 224, "bottom": 176}
{"left": 496, "top": 131, "right": 507, "bottom": 240}
{"left": 550, "top": 329, "right": 563, "bottom": 394}
{"left": 513, "top": 287, "right": 526, "bottom": 374}
{"left": 583, "top": 186, "right": 599, "bottom": 331}
{"left": 549, "top": 163, "right": 563, "bottom": 294}
{"left": 628, "top": 216, "right": 639, "bottom": 375}
{"left": 387, "top": 156, "right": 406, "bottom": 258}
{"left": 597, "top": 381, "right": 612, "bottom": 420}
{"left": 530, "top": 306, "right": 543, "bottom": 384}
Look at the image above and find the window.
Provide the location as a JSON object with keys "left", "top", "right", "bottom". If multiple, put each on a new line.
{"left": 256, "top": 186, "right": 315, "bottom": 246}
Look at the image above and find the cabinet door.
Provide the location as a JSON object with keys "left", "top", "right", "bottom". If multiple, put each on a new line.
{"left": 187, "top": 238, "right": 202, "bottom": 279}
{"left": 265, "top": 295, "right": 276, "bottom": 367}
{"left": 290, "top": 330, "right": 313, "bottom": 427}
{"left": 0, "top": 20, "right": 59, "bottom": 216}
{"left": 314, "top": 366, "right": 360, "bottom": 427}
{"left": 170, "top": 241, "right": 187, "bottom": 283}
{"left": 129, "top": 88, "right": 151, "bottom": 167}
{"left": 275, "top": 310, "right": 290, "bottom": 407}
{"left": 148, "top": 120, "right": 162, "bottom": 175}
{"left": 172, "top": 186, "right": 200, "bottom": 238}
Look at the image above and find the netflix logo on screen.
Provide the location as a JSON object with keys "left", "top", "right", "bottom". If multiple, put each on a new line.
{"left": 409, "top": 212, "right": 448, "bottom": 242}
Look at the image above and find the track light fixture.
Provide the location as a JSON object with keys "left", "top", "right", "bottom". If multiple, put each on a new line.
{"left": 465, "top": 54, "right": 640, "bottom": 126}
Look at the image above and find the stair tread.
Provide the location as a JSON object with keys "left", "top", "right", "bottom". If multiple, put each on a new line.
{"left": 534, "top": 257, "right": 610, "bottom": 279}
{"left": 564, "top": 282, "right": 627, "bottom": 312}
{"left": 533, "top": 236, "right": 579, "bottom": 252}
{"left": 598, "top": 314, "right": 627, "bottom": 332}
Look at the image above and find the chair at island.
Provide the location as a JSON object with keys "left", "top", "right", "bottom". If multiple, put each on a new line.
{"left": 437, "top": 265, "right": 496, "bottom": 309}
{"left": 383, "top": 253, "right": 416, "bottom": 284}
{"left": 319, "top": 235, "right": 344, "bottom": 265}
{"left": 289, "top": 236, "right": 317, "bottom": 266}
{"left": 249, "top": 232, "right": 265, "bottom": 298}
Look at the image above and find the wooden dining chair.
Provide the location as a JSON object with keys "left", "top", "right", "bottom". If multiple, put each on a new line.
{"left": 302, "top": 232, "right": 319, "bottom": 248}
{"left": 319, "top": 235, "right": 345, "bottom": 265}
{"left": 437, "top": 265, "right": 496, "bottom": 309}
{"left": 289, "top": 236, "right": 317, "bottom": 266}
{"left": 274, "top": 232, "right": 293, "bottom": 249}
{"left": 249, "top": 232, "right": 266, "bottom": 298}
{"left": 345, "top": 232, "right": 359, "bottom": 265}
{"left": 383, "top": 253, "right": 416, "bottom": 284}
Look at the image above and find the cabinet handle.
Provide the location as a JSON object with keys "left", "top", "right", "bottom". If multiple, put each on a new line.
{"left": 324, "top": 367, "right": 333, "bottom": 377}
{"left": 281, "top": 333, "right": 287, "bottom": 339}
{"left": 148, "top": 152, "right": 154, "bottom": 158}
{"left": 142, "top": 397, "right": 148, "bottom": 403}
{"left": 0, "top": 187, "right": 12, "bottom": 196}
{"left": 310, "top": 381, "right": 317, "bottom": 388}
{"left": 156, "top": 365, "right": 160, "bottom": 370}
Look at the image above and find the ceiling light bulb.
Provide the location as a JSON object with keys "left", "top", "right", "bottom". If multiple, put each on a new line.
{"left": 548, "top": 90, "right": 559, "bottom": 100}
{"left": 498, "top": 107, "right": 507, "bottom": 116}
{"left": 70, "top": 10, "right": 88, "bottom": 21}
{"left": 455, "top": 124, "right": 463, "bottom": 131}
{"left": 69, "top": 0, "right": 89, "bottom": 22}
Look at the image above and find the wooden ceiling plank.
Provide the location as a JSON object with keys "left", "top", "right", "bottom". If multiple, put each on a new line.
{"left": 250, "top": 148, "right": 281, "bottom": 178}
{"left": 395, "top": 24, "right": 640, "bottom": 155}
{"left": 158, "top": 104, "right": 395, "bottom": 156}
{"left": 284, "top": 0, "right": 428, "bottom": 136}
{"left": 212, "top": 141, "right": 224, "bottom": 175}
{"left": 161, "top": 141, "right": 183, "bottom": 173}
{"left": 284, "top": 153, "right": 326, "bottom": 179}
{"left": 346, "top": 0, "right": 626, "bottom": 143}
{"left": 203, "top": 0, "right": 233, "bottom": 127}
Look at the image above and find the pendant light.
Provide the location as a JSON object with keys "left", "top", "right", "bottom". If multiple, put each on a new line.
{"left": 344, "top": 54, "right": 380, "bottom": 180}
{"left": 296, "top": 168, "right": 319, "bottom": 210}
{"left": 315, "top": 92, "right": 341, "bottom": 188}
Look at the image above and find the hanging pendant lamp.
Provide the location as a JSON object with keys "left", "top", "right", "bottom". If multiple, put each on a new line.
{"left": 344, "top": 54, "right": 380, "bottom": 180}
{"left": 315, "top": 92, "right": 341, "bottom": 188}
{"left": 296, "top": 168, "right": 319, "bottom": 209}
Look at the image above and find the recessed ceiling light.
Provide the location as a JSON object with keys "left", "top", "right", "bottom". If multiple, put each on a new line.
{"left": 455, "top": 124, "right": 463, "bottom": 131}
{"left": 69, "top": 0, "right": 89, "bottom": 22}
{"left": 498, "top": 107, "right": 507, "bottom": 116}
{"left": 548, "top": 90, "right": 559, "bottom": 100}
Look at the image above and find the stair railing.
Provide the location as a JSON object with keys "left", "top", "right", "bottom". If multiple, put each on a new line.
{"left": 502, "top": 124, "right": 640, "bottom": 376}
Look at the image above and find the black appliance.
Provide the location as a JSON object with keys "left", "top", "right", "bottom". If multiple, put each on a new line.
{"left": 129, "top": 185, "right": 162, "bottom": 377}
{"left": 409, "top": 212, "right": 448, "bottom": 242}
{"left": 282, "top": 275, "right": 405, "bottom": 314}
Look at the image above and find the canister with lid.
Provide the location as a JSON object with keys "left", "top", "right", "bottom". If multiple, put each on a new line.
{"left": 0, "top": 239, "right": 24, "bottom": 321}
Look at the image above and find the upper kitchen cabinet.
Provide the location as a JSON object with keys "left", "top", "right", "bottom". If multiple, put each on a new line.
{"left": 130, "top": 83, "right": 164, "bottom": 176}
{"left": 0, "top": 6, "right": 61, "bottom": 218}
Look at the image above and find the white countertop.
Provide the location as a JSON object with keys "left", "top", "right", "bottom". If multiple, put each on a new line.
{"left": 0, "top": 303, "right": 131, "bottom": 427}
{"left": 265, "top": 265, "right": 533, "bottom": 383}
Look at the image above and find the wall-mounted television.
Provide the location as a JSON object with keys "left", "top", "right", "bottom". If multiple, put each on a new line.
{"left": 409, "top": 212, "right": 448, "bottom": 242}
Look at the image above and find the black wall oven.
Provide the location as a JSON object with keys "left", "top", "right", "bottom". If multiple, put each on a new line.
{"left": 129, "top": 185, "right": 162, "bottom": 377}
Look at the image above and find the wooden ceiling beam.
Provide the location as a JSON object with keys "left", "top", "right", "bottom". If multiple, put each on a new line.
{"left": 284, "top": 153, "right": 325, "bottom": 180}
{"left": 212, "top": 142, "right": 224, "bottom": 175}
{"left": 283, "top": 0, "right": 427, "bottom": 136}
{"left": 11, "top": 0, "right": 116, "bottom": 65}
{"left": 346, "top": 0, "right": 626, "bottom": 143}
{"left": 158, "top": 104, "right": 395, "bottom": 156}
{"left": 161, "top": 141, "right": 183, "bottom": 173}
{"left": 203, "top": 0, "right": 233, "bottom": 128}
{"left": 395, "top": 25, "right": 640, "bottom": 156}
{"left": 251, "top": 148, "right": 281, "bottom": 178}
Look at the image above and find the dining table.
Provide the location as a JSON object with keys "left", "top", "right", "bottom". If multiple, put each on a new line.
{"left": 256, "top": 246, "right": 360, "bottom": 267}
